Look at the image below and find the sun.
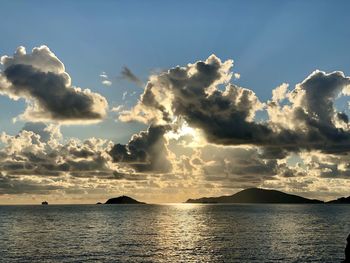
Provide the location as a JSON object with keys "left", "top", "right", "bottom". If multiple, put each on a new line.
{"left": 178, "top": 124, "right": 197, "bottom": 137}
{"left": 165, "top": 121, "right": 206, "bottom": 147}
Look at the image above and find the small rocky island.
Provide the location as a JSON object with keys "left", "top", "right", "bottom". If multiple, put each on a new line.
{"left": 41, "top": 201, "right": 48, "bottom": 205}
{"left": 105, "top": 195, "right": 145, "bottom": 204}
{"left": 186, "top": 188, "right": 324, "bottom": 204}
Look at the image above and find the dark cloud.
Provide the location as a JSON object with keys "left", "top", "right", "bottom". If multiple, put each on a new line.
{"left": 121, "top": 66, "right": 142, "bottom": 86}
{"left": 111, "top": 171, "right": 148, "bottom": 181}
{"left": 109, "top": 125, "right": 172, "bottom": 173}
{"left": 4, "top": 64, "right": 104, "bottom": 121}
{"left": 123, "top": 55, "right": 273, "bottom": 145}
{"left": 123, "top": 55, "right": 350, "bottom": 155}
{"left": 0, "top": 46, "right": 108, "bottom": 123}
{"left": 267, "top": 70, "right": 350, "bottom": 154}
{"left": 198, "top": 145, "right": 279, "bottom": 187}
{"left": 0, "top": 173, "right": 62, "bottom": 195}
{"left": 296, "top": 71, "right": 348, "bottom": 126}
{"left": 337, "top": 112, "right": 349, "bottom": 123}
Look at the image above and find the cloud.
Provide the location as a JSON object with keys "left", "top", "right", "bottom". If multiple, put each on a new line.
{"left": 0, "top": 121, "right": 118, "bottom": 180}
{"left": 267, "top": 70, "right": 350, "bottom": 153}
{"left": 0, "top": 173, "right": 63, "bottom": 195}
{"left": 166, "top": 132, "right": 306, "bottom": 190}
{"left": 100, "top": 71, "right": 112, "bottom": 86}
{"left": 0, "top": 123, "right": 177, "bottom": 199}
{"left": 0, "top": 46, "right": 108, "bottom": 124}
{"left": 121, "top": 66, "right": 142, "bottom": 86}
{"left": 120, "top": 55, "right": 270, "bottom": 145}
{"left": 110, "top": 105, "right": 124, "bottom": 113}
{"left": 122, "top": 91, "right": 127, "bottom": 100}
{"left": 0, "top": 121, "right": 175, "bottom": 198}
{"left": 102, "top": 80, "right": 112, "bottom": 86}
{"left": 2, "top": 53, "right": 350, "bottom": 202}
{"left": 112, "top": 55, "right": 350, "bottom": 200}
{"left": 109, "top": 125, "right": 172, "bottom": 173}
{"left": 121, "top": 55, "right": 350, "bottom": 155}
{"left": 198, "top": 145, "right": 278, "bottom": 186}
{"left": 22, "top": 122, "right": 62, "bottom": 143}
{"left": 99, "top": 72, "right": 108, "bottom": 79}
{"left": 272, "top": 83, "right": 289, "bottom": 102}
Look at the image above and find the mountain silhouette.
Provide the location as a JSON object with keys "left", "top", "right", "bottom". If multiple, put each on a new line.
{"left": 186, "top": 188, "right": 324, "bottom": 204}
{"left": 105, "top": 195, "right": 146, "bottom": 204}
{"left": 327, "top": 196, "right": 350, "bottom": 204}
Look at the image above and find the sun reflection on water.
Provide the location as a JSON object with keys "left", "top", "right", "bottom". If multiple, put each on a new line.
{"left": 0, "top": 204, "right": 347, "bottom": 262}
{"left": 153, "top": 203, "right": 220, "bottom": 262}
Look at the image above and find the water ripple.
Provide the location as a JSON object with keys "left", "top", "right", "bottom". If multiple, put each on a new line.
{"left": 0, "top": 204, "right": 348, "bottom": 262}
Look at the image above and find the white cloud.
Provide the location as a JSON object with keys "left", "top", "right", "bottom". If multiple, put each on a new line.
{"left": 102, "top": 80, "right": 112, "bottom": 86}
{"left": 100, "top": 71, "right": 112, "bottom": 86}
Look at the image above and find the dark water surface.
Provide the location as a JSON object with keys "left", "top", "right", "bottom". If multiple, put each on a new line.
{"left": 0, "top": 204, "right": 349, "bottom": 262}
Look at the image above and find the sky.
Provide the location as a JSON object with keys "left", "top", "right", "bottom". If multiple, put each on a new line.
{"left": 1, "top": 0, "right": 350, "bottom": 204}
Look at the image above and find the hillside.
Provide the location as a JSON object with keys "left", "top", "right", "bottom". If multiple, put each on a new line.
{"left": 105, "top": 196, "right": 146, "bottom": 204}
{"left": 186, "top": 188, "right": 324, "bottom": 204}
{"left": 327, "top": 196, "right": 350, "bottom": 204}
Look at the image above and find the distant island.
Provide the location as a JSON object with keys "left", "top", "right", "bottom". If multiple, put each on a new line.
{"left": 41, "top": 201, "right": 48, "bottom": 205}
{"left": 99, "top": 190, "right": 350, "bottom": 205}
{"left": 105, "top": 195, "right": 146, "bottom": 204}
{"left": 186, "top": 188, "right": 324, "bottom": 204}
{"left": 327, "top": 196, "right": 350, "bottom": 204}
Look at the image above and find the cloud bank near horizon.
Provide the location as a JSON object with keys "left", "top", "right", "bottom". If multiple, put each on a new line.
{"left": 1, "top": 47, "right": 350, "bottom": 202}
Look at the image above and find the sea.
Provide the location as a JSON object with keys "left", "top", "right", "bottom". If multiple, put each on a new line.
{"left": 0, "top": 204, "right": 349, "bottom": 262}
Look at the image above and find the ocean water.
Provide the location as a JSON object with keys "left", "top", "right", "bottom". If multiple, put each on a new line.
{"left": 0, "top": 204, "right": 349, "bottom": 262}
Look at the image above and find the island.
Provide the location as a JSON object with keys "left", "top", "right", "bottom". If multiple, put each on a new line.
{"left": 41, "top": 201, "right": 48, "bottom": 205}
{"left": 327, "top": 196, "right": 350, "bottom": 204}
{"left": 186, "top": 188, "right": 324, "bottom": 204}
{"left": 105, "top": 195, "right": 146, "bottom": 204}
